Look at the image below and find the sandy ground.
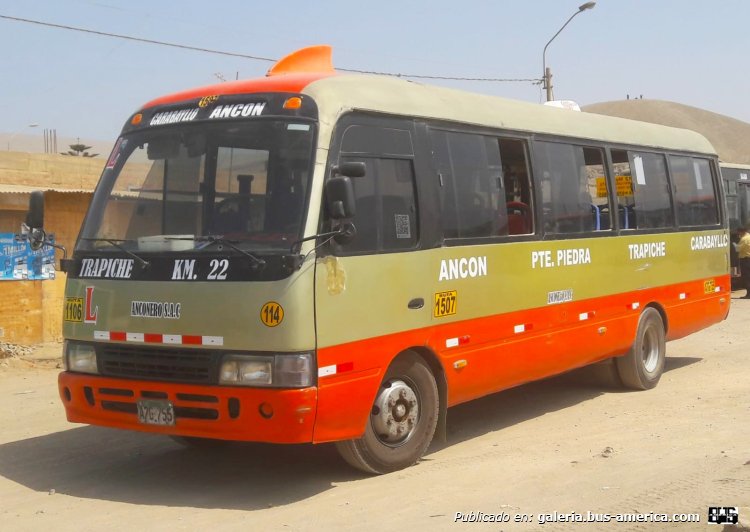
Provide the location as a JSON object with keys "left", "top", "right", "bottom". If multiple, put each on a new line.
{"left": 1, "top": 296, "right": 749, "bottom": 532}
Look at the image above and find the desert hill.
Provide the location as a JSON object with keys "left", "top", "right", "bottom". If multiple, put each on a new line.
{"left": 583, "top": 99, "right": 750, "bottom": 165}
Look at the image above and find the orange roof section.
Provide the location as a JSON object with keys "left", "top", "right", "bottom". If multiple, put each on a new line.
{"left": 140, "top": 45, "right": 337, "bottom": 110}
{"left": 266, "top": 45, "right": 335, "bottom": 76}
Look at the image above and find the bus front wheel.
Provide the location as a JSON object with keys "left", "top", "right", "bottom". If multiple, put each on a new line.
{"left": 616, "top": 307, "right": 666, "bottom": 390}
{"left": 335, "top": 353, "right": 439, "bottom": 474}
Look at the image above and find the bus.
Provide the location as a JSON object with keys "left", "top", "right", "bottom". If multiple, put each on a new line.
{"left": 26, "top": 46, "right": 731, "bottom": 474}
{"left": 720, "top": 162, "right": 750, "bottom": 285}
{"left": 720, "top": 162, "right": 750, "bottom": 231}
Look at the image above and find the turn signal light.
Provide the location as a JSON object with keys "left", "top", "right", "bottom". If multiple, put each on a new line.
{"left": 283, "top": 97, "right": 303, "bottom": 110}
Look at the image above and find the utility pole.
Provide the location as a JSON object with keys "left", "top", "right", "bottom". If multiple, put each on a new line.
{"left": 542, "top": 2, "right": 596, "bottom": 102}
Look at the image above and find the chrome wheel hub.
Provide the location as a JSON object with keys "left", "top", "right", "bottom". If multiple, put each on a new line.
{"left": 371, "top": 379, "right": 419, "bottom": 446}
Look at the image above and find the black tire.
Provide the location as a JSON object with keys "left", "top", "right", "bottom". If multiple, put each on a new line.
{"left": 615, "top": 307, "right": 666, "bottom": 390}
{"left": 335, "top": 353, "right": 439, "bottom": 474}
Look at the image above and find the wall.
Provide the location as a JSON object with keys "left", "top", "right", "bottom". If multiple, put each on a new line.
{"left": 0, "top": 280, "right": 43, "bottom": 344}
{"left": 0, "top": 151, "right": 104, "bottom": 190}
{"left": 44, "top": 191, "right": 93, "bottom": 256}
{"left": 0, "top": 151, "right": 101, "bottom": 345}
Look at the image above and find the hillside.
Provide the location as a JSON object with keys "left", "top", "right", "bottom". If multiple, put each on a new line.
{"left": 583, "top": 99, "right": 750, "bottom": 164}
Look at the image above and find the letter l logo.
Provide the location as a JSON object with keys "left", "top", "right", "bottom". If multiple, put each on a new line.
{"left": 84, "top": 286, "right": 98, "bottom": 324}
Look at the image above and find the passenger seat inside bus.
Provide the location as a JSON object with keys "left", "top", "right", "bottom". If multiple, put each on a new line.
{"left": 507, "top": 201, "right": 531, "bottom": 235}
{"left": 619, "top": 204, "right": 635, "bottom": 229}
{"left": 591, "top": 204, "right": 611, "bottom": 230}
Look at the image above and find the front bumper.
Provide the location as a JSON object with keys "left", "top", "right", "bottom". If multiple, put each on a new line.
{"left": 58, "top": 371, "right": 317, "bottom": 443}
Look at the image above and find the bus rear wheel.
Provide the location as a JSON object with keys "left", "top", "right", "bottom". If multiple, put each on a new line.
{"left": 335, "top": 353, "right": 439, "bottom": 474}
{"left": 616, "top": 307, "right": 666, "bottom": 390}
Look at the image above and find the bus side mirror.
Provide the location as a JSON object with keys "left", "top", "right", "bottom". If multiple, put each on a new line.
{"left": 325, "top": 176, "right": 356, "bottom": 219}
{"left": 25, "top": 191, "right": 46, "bottom": 251}
{"left": 333, "top": 161, "right": 366, "bottom": 178}
{"left": 326, "top": 161, "right": 365, "bottom": 219}
{"left": 21, "top": 190, "right": 68, "bottom": 266}
{"left": 26, "top": 191, "right": 45, "bottom": 230}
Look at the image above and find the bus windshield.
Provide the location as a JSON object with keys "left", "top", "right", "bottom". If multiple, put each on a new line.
{"left": 78, "top": 120, "right": 314, "bottom": 253}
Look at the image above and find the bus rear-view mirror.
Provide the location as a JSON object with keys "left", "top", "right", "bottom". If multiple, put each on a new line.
{"left": 333, "top": 161, "right": 366, "bottom": 178}
{"left": 325, "top": 176, "right": 356, "bottom": 219}
{"left": 26, "top": 190, "right": 45, "bottom": 229}
{"left": 147, "top": 137, "right": 180, "bottom": 160}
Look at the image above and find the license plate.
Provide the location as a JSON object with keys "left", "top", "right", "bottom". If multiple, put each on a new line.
{"left": 137, "top": 400, "right": 175, "bottom": 426}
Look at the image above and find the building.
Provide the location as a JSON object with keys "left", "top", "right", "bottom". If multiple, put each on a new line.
{"left": 0, "top": 151, "right": 103, "bottom": 344}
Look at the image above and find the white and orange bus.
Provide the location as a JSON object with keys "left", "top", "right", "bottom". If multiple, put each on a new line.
{"left": 27, "top": 46, "right": 730, "bottom": 474}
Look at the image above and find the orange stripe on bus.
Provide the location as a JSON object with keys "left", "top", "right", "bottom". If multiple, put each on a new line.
{"left": 312, "top": 275, "right": 729, "bottom": 443}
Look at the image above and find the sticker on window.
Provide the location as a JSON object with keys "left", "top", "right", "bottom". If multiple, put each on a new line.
{"left": 693, "top": 160, "right": 704, "bottom": 190}
{"left": 394, "top": 214, "right": 411, "bottom": 239}
{"left": 106, "top": 138, "right": 125, "bottom": 169}
{"left": 633, "top": 155, "right": 646, "bottom": 185}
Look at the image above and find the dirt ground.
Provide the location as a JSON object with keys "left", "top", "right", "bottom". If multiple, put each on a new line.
{"left": 1, "top": 295, "right": 749, "bottom": 532}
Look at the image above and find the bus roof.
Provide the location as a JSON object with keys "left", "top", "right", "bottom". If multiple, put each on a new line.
{"left": 720, "top": 161, "right": 750, "bottom": 170}
{"left": 304, "top": 75, "right": 716, "bottom": 155}
{"left": 139, "top": 45, "right": 716, "bottom": 157}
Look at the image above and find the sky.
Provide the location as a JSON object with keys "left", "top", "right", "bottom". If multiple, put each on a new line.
{"left": 1, "top": 0, "right": 749, "bottom": 152}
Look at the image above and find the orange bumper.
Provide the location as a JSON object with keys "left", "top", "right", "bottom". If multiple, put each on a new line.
{"left": 58, "top": 372, "right": 317, "bottom": 443}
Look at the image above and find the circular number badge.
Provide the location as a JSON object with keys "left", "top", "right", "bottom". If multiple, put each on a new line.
{"left": 260, "top": 301, "right": 284, "bottom": 327}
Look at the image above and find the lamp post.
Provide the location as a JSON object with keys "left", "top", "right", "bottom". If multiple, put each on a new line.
{"left": 7, "top": 123, "right": 39, "bottom": 151}
{"left": 542, "top": 2, "right": 596, "bottom": 102}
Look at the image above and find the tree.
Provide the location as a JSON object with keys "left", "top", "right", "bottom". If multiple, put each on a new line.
{"left": 62, "top": 138, "right": 98, "bottom": 157}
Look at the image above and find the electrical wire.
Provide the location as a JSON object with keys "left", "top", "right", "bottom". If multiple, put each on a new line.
{"left": 0, "top": 14, "right": 542, "bottom": 83}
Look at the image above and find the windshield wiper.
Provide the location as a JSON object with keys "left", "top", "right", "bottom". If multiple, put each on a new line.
{"left": 290, "top": 222, "right": 356, "bottom": 254}
{"left": 80, "top": 238, "right": 150, "bottom": 269}
{"left": 173, "top": 235, "right": 266, "bottom": 269}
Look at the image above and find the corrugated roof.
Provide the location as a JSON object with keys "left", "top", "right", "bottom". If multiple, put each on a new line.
{"left": 0, "top": 184, "right": 92, "bottom": 194}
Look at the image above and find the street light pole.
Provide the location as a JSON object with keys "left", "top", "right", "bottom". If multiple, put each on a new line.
{"left": 7, "top": 123, "right": 39, "bottom": 151}
{"left": 542, "top": 2, "right": 596, "bottom": 102}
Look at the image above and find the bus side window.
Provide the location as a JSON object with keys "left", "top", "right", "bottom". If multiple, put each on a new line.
{"left": 670, "top": 156, "right": 719, "bottom": 226}
{"left": 498, "top": 138, "right": 534, "bottom": 235}
{"left": 429, "top": 130, "right": 503, "bottom": 238}
{"left": 610, "top": 149, "right": 635, "bottom": 230}
{"left": 334, "top": 123, "right": 418, "bottom": 254}
{"left": 339, "top": 158, "right": 418, "bottom": 253}
{"left": 629, "top": 151, "right": 674, "bottom": 229}
{"left": 533, "top": 141, "right": 609, "bottom": 235}
{"left": 584, "top": 148, "right": 610, "bottom": 230}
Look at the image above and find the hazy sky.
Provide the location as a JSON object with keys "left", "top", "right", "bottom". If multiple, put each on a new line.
{"left": 2, "top": 0, "right": 749, "bottom": 148}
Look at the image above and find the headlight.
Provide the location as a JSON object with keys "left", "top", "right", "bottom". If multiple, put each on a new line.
{"left": 65, "top": 341, "right": 98, "bottom": 374}
{"left": 219, "top": 353, "right": 313, "bottom": 387}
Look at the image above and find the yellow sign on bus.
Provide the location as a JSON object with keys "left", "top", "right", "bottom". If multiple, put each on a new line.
{"left": 64, "top": 297, "right": 83, "bottom": 322}
{"left": 597, "top": 175, "right": 633, "bottom": 197}
{"left": 433, "top": 290, "right": 457, "bottom": 318}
